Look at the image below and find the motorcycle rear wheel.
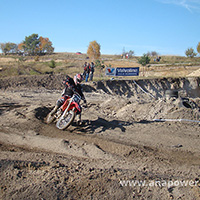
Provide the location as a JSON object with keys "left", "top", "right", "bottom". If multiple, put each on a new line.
{"left": 56, "top": 110, "right": 75, "bottom": 130}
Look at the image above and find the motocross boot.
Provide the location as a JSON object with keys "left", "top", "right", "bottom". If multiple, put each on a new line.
{"left": 77, "top": 114, "right": 82, "bottom": 125}
{"left": 50, "top": 105, "right": 58, "bottom": 116}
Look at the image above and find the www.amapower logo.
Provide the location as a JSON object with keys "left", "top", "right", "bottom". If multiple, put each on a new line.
{"left": 119, "top": 179, "right": 199, "bottom": 187}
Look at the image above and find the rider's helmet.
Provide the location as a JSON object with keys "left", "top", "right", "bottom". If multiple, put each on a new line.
{"left": 74, "top": 73, "right": 84, "bottom": 85}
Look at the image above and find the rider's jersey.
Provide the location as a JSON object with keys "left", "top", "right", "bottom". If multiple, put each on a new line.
{"left": 62, "top": 80, "right": 85, "bottom": 101}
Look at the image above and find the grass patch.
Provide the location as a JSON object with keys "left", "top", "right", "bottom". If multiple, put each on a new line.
{"left": 0, "top": 53, "right": 199, "bottom": 79}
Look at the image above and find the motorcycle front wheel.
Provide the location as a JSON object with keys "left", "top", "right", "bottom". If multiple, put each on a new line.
{"left": 46, "top": 112, "right": 56, "bottom": 124}
{"left": 56, "top": 110, "right": 75, "bottom": 130}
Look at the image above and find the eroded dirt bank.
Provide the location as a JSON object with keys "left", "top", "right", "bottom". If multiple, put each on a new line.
{"left": 0, "top": 74, "right": 199, "bottom": 97}
{"left": 0, "top": 75, "right": 200, "bottom": 199}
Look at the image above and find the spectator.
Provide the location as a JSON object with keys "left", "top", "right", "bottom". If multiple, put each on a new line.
{"left": 156, "top": 57, "right": 161, "bottom": 62}
{"left": 83, "top": 62, "right": 87, "bottom": 79}
{"left": 90, "top": 62, "right": 95, "bottom": 81}
{"left": 85, "top": 63, "right": 91, "bottom": 82}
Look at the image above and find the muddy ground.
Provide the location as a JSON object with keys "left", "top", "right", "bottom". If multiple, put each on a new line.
{"left": 0, "top": 75, "right": 200, "bottom": 199}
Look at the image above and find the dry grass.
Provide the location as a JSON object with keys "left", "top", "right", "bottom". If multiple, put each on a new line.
{"left": 0, "top": 53, "right": 199, "bottom": 79}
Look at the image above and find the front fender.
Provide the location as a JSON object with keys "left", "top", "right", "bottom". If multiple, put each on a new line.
{"left": 68, "top": 102, "right": 82, "bottom": 113}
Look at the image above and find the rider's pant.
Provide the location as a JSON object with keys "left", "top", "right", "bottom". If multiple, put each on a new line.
{"left": 56, "top": 95, "right": 69, "bottom": 107}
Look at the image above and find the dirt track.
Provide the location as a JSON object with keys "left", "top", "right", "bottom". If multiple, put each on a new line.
{"left": 0, "top": 75, "right": 200, "bottom": 199}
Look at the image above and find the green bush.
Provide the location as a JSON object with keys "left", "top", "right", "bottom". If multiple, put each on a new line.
{"left": 95, "top": 59, "right": 105, "bottom": 69}
{"left": 138, "top": 54, "right": 150, "bottom": 66}
{"left": 185, "top": 48, "right": 197, "bottom": 58}
{"left": 49, "top": 60, "right": 56, "bottom": 68}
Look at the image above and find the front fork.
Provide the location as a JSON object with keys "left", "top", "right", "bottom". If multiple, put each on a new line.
{"left": 60, "top": 96, "right": 81, "bottom": 123}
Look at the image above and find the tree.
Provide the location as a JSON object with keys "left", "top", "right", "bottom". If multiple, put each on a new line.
{"left": 18, "top": 42, "right": 26, "bottom": 54}
{"left": 23, "top": 33, "right": 40, "bottom": 55}
{"left": 138, "top": 54, "right": 151, "bottom": 76}
{"left": 147, "top": 51, "right": 158, "bottom": 57}
{"left": 197, "top": 42, "right": 200, "bottom": 55}
{"left": 95, "top": 59, "right": 105, "bottom": 69}
{"left": 39, "top": 36, "right": 54, "bottom": 54}
{"left": 0, "top": 42, "right": 18, "bottom": 54}
{"left": 151, "top": 51, "right": 158, "bottom": 57}
{"left": 121, "top": 49, "right": 134, "bottom": 59}
{"left": 138, "top": 54, "right": 150, "bottom": 66}
{"left": 87, "top": 40, "right": 101, "bottom": 60}
{"left": 49, "top": 60, "right": 56, "bottom": 68}
{"left": 185, "top": 47, "right": 197, "bottom": 58}
{"left": 128, "top": 50, "right": 134, "bottom": 57}
{"left": 18, "top": 34, "right": 54, "bottom": 55}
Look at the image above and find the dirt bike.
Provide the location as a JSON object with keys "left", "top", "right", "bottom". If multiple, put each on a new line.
{"left": 46, "top": 92, "right": 82, "bottom": 130}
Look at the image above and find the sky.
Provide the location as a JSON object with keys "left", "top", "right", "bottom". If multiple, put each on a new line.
{"left": 0, "top": 0, "right": 200, "bottom": 56}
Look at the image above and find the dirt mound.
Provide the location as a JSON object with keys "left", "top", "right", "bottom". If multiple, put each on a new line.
{"left": 1, "top": 74, "right": 199, "bottom": 98}
{"left": 187, "top": 68, "right": 200, "bottom": 77}
{"left": 0, "top": 74, "right": 65, "bottom": 90}
{"left": 95, "top": 77, "right": 200, "bottom": 98}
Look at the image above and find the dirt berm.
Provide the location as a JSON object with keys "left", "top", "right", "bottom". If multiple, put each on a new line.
{"left": 0, "top": 75, "right": 199, "bottom": 97}
{"left": 0, "top": 74, "right": 200, "bottom": 200}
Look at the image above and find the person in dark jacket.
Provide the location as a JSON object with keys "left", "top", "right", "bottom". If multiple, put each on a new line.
{"left": 85, "top": 63, "right": 91, "bottom": 82}
{"left": 83, "top": 62, "right": 87, "bottom": 79}
{"left": 90, "top": 62, "right": 95, "bottom": 81}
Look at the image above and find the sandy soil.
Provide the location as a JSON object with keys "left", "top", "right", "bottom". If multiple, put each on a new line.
{"left": 188, "top": 68, "right": 200, "bottom": 77}
{"left": 0, "top": 75, "right": 200, "bottom": 199}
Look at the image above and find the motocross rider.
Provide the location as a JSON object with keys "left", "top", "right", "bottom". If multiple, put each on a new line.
{"left": 49, "top": 74, "right": 87, "bottom": 122}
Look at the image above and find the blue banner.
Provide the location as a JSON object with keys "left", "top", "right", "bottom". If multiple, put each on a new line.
{"left": 105, "top": 67, "right": 116, "bottom": 76}
{"left": 106, "top": 67, "right": 139, "bottom": 76}
{"left": 116, "top": 67, "right": 139, "bottom": 76}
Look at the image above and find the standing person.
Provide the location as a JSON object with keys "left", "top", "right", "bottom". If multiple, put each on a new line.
{"left": 83, "top": 62, "right": 87, "bottom": 79}
{"left": 85, "top": 63, "right": 91, "bottom": 82}
{"left": 90, "top": 62, "right": 95, "bottom": 81}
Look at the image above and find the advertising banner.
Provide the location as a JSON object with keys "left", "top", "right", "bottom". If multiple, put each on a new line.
{"left": 106, "top": 67, "right": 139, "bottom": 76}
{"left": 105, "top": 67, "right": 116, "bottom": 76}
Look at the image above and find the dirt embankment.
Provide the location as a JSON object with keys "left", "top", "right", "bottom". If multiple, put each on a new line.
{"left": 0, "top": 74, "right": 199, "bottom": 97}
{"left": 0, "top": 74, "right": 200, "bottom": 200}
